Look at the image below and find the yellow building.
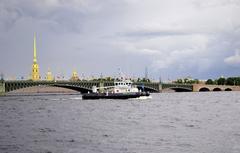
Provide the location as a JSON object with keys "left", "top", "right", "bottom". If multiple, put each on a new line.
{"left": 31, "top": 33, "right": 40, "bottom": 81}
{"left": 46, "top": 69, "right": 54, "bottom": 81}
{"left": 70, "top": 70, "right": 80, "bottom": 81}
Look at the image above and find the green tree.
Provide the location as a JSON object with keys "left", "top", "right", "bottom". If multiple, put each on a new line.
{"left": 235, "top": 77, "right": 240, "bottom": 85}
{"left": 206, "top": 79, "right": 214, "bottom": 85}
{"left": 217, "top": 77, "right": 226, "bottom": 85}
{"left": 194, "top": 79, "right": 199, "bottom": 84}
{"left": 137, "top": 78, "right": 141, "bottom": 82}
{"left": 226, "top": 77, "right": 235, "bottom": 85}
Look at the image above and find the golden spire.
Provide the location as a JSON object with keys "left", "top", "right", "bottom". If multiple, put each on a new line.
{"left": 31, "top": 33, "right": 40, "bottom": 81}
{"left": 33, "top": 33, "right": 37, "bottom": 63}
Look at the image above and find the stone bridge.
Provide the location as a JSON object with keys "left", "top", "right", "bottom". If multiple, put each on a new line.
{"left": 192, "top": 84, "right": 240, "bottom": 92}
{"left": 161, "top": 83, "right": 240, "bottom": 92}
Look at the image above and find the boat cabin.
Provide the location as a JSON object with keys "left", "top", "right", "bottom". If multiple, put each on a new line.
{"left": 113, "top": 80, "right": 138, "bottom": 93}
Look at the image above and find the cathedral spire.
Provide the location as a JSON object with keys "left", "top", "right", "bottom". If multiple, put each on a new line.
{"left": 33, "top": 33, "right": 37, "bottom": 63}
{"left": 31, "top": 33, "right": 40, "bottom": 81}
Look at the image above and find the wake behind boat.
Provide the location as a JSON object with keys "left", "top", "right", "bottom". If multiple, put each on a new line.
{"left": 82, "top": 80, "right": 150, "bottom": 100}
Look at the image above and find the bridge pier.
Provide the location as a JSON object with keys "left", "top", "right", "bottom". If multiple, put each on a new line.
{"left": 0, "top": 80, "right": 5, "bottom": 96}
{"left": 159, "top": 83, "right": 162, "bottom": 92}
{"left": 192, "top": 84, "right": 199, "bottom": 92}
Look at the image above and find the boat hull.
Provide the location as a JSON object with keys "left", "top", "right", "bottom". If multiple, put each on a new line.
{"left": 82, "top": 92, "right": 150, "bottom": 100}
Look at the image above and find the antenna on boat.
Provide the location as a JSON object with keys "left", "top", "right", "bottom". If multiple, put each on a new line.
{"left": 118, "top": 68, "right": 121, "bottom": 78}
{"left": 117, "top": 68, "right": 125, "bottom": 80}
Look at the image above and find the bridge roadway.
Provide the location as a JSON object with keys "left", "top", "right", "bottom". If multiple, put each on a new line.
{"left": 1, "top": 80, "right": 240, "bottom": 95}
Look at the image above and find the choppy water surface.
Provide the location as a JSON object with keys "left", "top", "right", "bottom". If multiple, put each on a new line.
{"left": 1, "top": 92, "right": 240, "bottom": 153}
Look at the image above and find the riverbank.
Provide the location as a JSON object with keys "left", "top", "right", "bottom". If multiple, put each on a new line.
{"left": 6, "top": 86, "right": 79, "bottom": 96}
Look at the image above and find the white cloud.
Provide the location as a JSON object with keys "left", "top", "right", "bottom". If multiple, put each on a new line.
{"left": 224, "top": 50, "right": 240, "bottom": 65}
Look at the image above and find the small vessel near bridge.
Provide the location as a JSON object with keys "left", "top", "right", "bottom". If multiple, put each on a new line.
{"left": 82, "top": 79, "right": 150, "bottom": 100}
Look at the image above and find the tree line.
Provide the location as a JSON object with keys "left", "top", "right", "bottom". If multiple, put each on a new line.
{"left": 206, "top": 77, "right": 240, "bottom": 86}
{"left": 173, "top": 77, "right": 240, "bottom": 86}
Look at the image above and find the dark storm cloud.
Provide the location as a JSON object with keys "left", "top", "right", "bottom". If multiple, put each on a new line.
{"left": 0, "top": 0, "right": 240, "bottom": 81}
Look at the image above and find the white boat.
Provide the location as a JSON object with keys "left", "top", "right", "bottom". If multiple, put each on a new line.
{"left": 82, "top": 80, "right": 150, "bottom": 100}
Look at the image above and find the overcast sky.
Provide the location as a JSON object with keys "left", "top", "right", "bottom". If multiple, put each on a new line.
{"left": 0, "top": 0, "right": 240, "bottom": 80}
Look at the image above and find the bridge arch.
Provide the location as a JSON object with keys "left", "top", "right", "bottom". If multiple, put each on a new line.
{"left": 169, "top": 87, "right": 192, "bottom": 92}
{"left": 161, "top": 87, "right": 192, "bottom": 92}
{"left": 137, "top": 86, "right": 158, "bottom": 93}
{"left": 225, "top": 88, "right": 232, "bottom": 91}
{"left": 53, "top": 84, "right": 92, "bottom": 93}
{"left": 213, "top": 88, "right": 221, "bottom": 91}
{"left": 199, "top": 87, "right": 210, "bottom": 92}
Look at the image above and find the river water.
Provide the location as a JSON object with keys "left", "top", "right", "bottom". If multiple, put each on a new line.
{"left": 0, "top": 92, "right": 240, "bottom": 153}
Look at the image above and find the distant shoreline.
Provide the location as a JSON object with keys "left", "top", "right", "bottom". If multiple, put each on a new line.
{"left": 6, "top": 86, "right": 80, "bottom": 96}
{"left": 4, "top": 92, "right": 81, "bottom": 97}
